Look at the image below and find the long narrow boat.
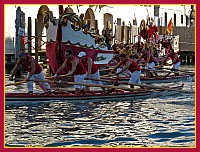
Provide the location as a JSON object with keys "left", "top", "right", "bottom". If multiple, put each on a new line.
{"left": 6, "top": 84, "right": 184, "bottom": 104}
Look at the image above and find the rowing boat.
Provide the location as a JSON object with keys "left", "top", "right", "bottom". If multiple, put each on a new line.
{"left": 6, "top": 84, "right": 184, "bottom": 104}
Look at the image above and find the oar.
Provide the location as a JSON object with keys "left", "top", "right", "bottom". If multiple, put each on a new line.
{"left": 99, "top": 68, "right": 113, "bottom": 72}
{"left": 46, "top": 74, "right": 74, "bottom": 79}
{"left": 5, "top": 80, "right": 27, "bottom": 86}
{"left": 5, "top": 78, "right": 47, "bottom": 87}
{"left": 141, "top": 68, "right": 174, "bottom": 73}
{"left": 90, "top": 77, "right": 194, "bottom": 94}
{"left": 101, "top": 75, "right": 165, "bottom": 81}
{"left": 28, "top": 79, "right": 139, "bottom": 92}
{"left": 122, "top": 81, "right": 194, "bottom": 93}
{"left": 85, "top": 77, "right": 119, "bottom": 84}
{"left": 5, "top": 73, "right": 74, "bottom": 86}
{"left": 5, "top": 76, "right": 73, "bottom": 87}
{"left": 5, "top": 73, "right": 72, "bottom": 85}
{"left": 156, "top": 66, "right": 194, "bottom": 78}
{"left": 29, "top": 79, "right": 161, "bottom": 93}
{"left": 140, "top": 68, "right": 182, "bottom": 78}
{"left": 9, "top": 77, "right": 193, "bottom": 94}
{"left": 155, "top": 66, "right": 194, "bottom": 75}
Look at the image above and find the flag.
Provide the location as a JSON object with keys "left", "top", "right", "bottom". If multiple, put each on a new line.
{"left": 166, "top": 18, "right": 173, "bottom": 35}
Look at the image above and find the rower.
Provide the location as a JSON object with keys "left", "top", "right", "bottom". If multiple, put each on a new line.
{"left": 108, "top": 53, "right": 142, "bottom": 89}
{"left": 160, "top": 48, "right": 181, "bottom": 77}
{"left": 108, "top": 51, "right": 120, "bottom": 66}
{"left": 108, "top": 51, "right": 131, "bottom": 77}
{"left": 54, "top": 49, "right": 87, "bottom": 95}
{"left": 78, "top": 51, "right": 105, "bottom": 91}
{"left": 9, "top": 51, "right": 51, "bottom": 94}
{"left": 137, "top": 47, "right": 158, "bottom": 78}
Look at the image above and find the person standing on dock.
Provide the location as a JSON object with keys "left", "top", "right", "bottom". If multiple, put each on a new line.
{"left": 160, "top": 48, "right": 181, "bottom": 76}
{"left": 54, "top": 49, "right": 87, "bottom": 94}
{"left": 9, "top": 51, "right": 51, "bottom": 94}
{"left": 78, "top": 51, "right": 104, "bottom": 91}
{"left": 108, "top": 53, "right": 142, "bottom": 88}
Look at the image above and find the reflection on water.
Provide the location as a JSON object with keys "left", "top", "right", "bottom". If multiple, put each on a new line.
{"left": 5, "top": 66, "right": 195, "bottom": 147}
{"left": 5, "top": 90, "right": 195, "bottom": 147}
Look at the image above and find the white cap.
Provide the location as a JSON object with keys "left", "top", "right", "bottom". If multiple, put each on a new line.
{"left": 78, "top": 51, "right": 86, "bottom": 57}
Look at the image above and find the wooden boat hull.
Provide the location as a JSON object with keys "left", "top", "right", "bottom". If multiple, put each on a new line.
{"left": 6, "top": 85, "right": 184, "bottom": 104}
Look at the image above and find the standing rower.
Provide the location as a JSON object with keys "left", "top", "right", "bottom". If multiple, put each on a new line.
{"left": 78, "top": 51, "right": 104, "bottom": 91}
{"left": 109, "top": 53, "right": 142, "bottom": 88}
{"left": 160, "top": 49, "right": 181, "bottom": 77}
{"left": 137, "top": 47, "right": 158, "bottom": 77}
{"left": 9, "top": 51, "right": 51, "bottom": 94}
{"left": 108, "top": 51, "right": 120, "bottom": 66}
{"left": 54, "top": 49, "right": 87, "bottom": 95}
{"left": 108, "top": 51, "right": 131, "bottom": 77}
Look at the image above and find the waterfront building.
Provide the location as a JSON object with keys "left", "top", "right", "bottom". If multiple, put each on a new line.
{"left": 5, "top": 4, "right": 195, "bottom": 65}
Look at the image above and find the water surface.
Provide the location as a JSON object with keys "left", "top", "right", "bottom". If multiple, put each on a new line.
{"left": 5, "top": 66, "right": 195, "bottom": 147}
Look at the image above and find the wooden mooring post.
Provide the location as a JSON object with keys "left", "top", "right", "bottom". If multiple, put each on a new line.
{"left": 180, "top": 51, "right": 195, "bottom": 65}
{"left": 15, "top": 6, "right": 25, "bottom": 77}
{"left": 28, "top": 17, "right": 32, "bottom": 55}
{"left": 35, "top": 18, "right": 39, "bottom": 61}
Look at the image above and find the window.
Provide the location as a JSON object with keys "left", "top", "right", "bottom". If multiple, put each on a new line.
{"left": 174, "top": 14, "right": 176, "bottom": 26}
{"left": 154, "top": 5, "right": 159, "bottom": 16}
{"left": 165, "top": 12, "right": 167, "bottom": 26}
{"left": 186, "top": 15, "right": 189, "bottom": 26}
{"left": 181, "top": 15, "right": 183, "bottom": 24}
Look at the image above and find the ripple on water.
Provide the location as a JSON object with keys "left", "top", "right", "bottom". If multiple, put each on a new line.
{"left": 5, "top": 69, "right": 195, "bottom": 147}
{"left": 148, "top": 131, "right": 195, "bottom": 139}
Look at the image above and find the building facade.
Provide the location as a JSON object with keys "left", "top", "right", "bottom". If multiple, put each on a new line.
{"left": 5, "top": 4, "right": 195, "bottom": 64}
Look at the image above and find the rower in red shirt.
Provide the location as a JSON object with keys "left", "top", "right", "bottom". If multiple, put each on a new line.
{"left": 54, "top": 49, "right": 86, "bottom": 94}
{"left": 78, "top": 51, "right": 104, "bottom": 91}
{"left": 109, "top": 53, "right": 142, "bottom": 88}
{"left": 108, "top": 51, "right": 131, "bottom": 77}
{"left": 108, "top": 51, "right": 120, "bottom": 66}
{"left": 137, "top": 48, "right": 158, "bottom": 77}
{"left": 9, "top": 51, "right": 51, "bottom": 94}
{"left": 160, "top": 49, "right": 181, "bottom": 76}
